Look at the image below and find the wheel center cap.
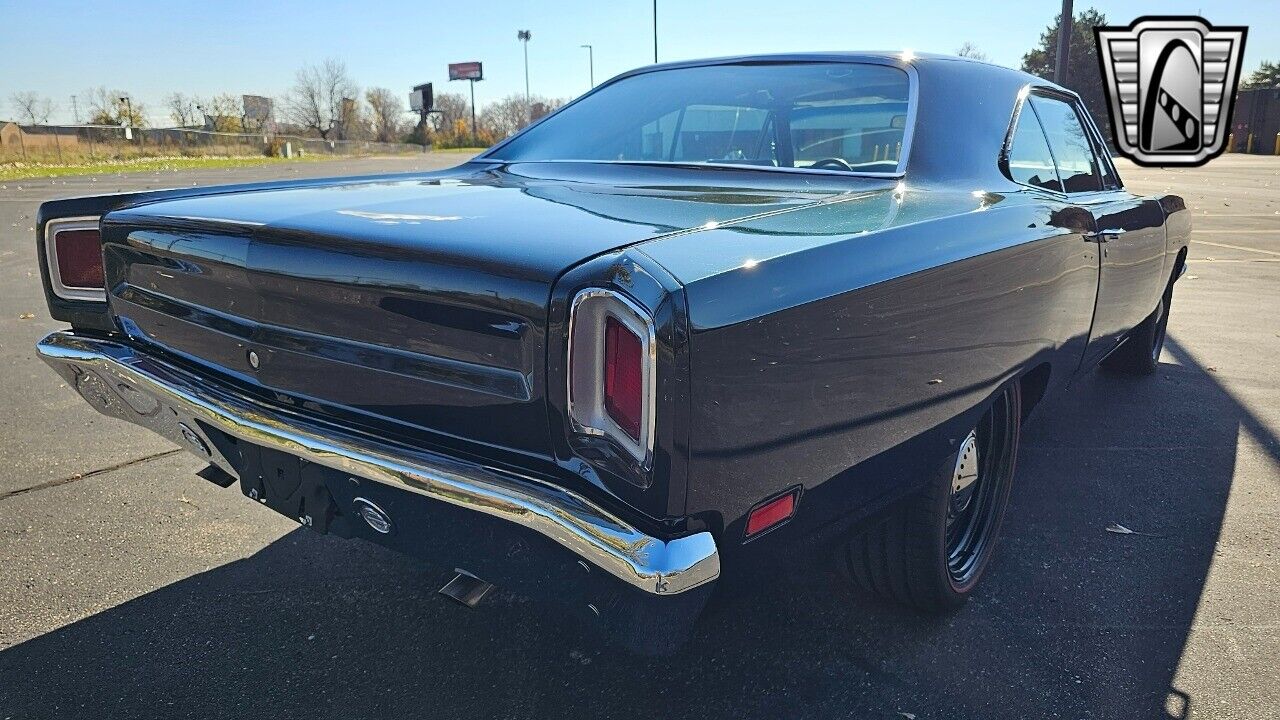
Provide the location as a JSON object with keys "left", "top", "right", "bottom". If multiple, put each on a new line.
{"left": 950, "top": 430, "right": 980, "bottom": 516}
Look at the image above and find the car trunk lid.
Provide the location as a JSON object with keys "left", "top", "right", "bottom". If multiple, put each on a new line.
{"left": 100, "top": 162, "right": 866, "bottom": 458}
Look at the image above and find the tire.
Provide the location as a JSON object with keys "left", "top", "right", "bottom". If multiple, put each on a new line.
{"left": 1100, "top": 293, "right": 1170, "bottom": 376}
{"left": 843, "top": 382, "right": 1021, "bottom": 611}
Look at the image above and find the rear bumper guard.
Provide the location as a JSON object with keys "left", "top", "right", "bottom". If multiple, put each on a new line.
{"left": 36, "top": 331, "right": 719, "bottom": 598}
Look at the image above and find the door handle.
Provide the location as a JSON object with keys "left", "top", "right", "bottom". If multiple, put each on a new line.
{"left": 1086, "top": 228, "right": 1126, "bottom": 242}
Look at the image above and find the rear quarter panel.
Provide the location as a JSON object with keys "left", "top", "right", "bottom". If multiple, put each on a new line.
{"left": 639, "top": 189, "right": 1102, "bottom": 551}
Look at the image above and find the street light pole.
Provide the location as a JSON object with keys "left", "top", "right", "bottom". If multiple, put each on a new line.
{"left": 119, "top": 96, "right": 140, "bottom": 146}
{"left": 1053, "top": 0, "right": 1074, "bottom": 86}
{"left": 652, "top": 0, "right": 658, "bottom": 63}
{"left": 581, "top": 44, "right": 595, "bottom": 88}
{"left": 518, "top": 30, "right": 532, "bottom": 118}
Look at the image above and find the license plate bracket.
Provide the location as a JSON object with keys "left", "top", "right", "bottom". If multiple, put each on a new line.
{"left": 237, "top": 443, "right": 338, "bottom": 533}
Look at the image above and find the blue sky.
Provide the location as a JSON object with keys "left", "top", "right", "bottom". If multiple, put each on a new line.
{"left": 2, "top": 0, "right": 1276, "bottom": 125}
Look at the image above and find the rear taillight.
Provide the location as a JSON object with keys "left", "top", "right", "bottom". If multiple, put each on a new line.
{"left": 567, "top": 289, "right": 654, "bottom": 467}
{"left": 44, "top": 217, "right": 105, "bottom": 301}
{"left": 604, "top": 317, "right": 643, "bottom": 440}
{"left": 54, "top": 230, "right": 105, "bottom": 289}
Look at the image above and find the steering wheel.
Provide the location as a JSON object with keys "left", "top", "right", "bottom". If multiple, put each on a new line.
{"left": 809, "top": 157, "right": 853, "bottom": 171}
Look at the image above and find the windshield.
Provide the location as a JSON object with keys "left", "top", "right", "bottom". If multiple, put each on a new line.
{"left": 486, "top": 62, "right": 912, "bottom": 174}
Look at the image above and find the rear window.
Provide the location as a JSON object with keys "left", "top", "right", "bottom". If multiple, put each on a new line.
{"left": 488, "top": 62, "right": 912, "bottom": 174}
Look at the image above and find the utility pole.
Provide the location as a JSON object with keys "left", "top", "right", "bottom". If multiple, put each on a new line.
{"left": 581, "top": 44, "right": 595, "bottom": 88}
{"left": 1053, "top": 0, "right": 1074, "bottom": 86}
{"left": 119, "top": 96, "right": 133, "bottom": 127}
{"left": 652, "top": 0, "right": 658, "bottom": 63}
{"left": 70, "top": 95, "right": 80, "bottom": 124}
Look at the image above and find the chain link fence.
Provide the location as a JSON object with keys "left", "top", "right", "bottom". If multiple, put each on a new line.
{"left": 0, "top": 124, "right": 427, "bottom": 164}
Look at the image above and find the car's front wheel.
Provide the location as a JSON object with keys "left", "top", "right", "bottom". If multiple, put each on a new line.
{"left": 843, "top": 381, "right": 1021, "bottom": 611}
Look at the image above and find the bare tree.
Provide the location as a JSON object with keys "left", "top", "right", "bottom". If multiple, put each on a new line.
{"left": 530, "top": 97, "right": 566, "bottom": 123}
{"left": 10, "top": 91, "right": 55, "bottom": 124}
{"left": 285, "top": 59, "right": 358, "bottom": 140}
{"left": 166, "top": 92, "right": 200, "bottom": 127}
{"left": 84, "top": 86, "right": 117, "bottom": 122}
{"left": 365, "top": 87, "right": 404, "bottom": 142}
{"left": 428, "top": 92, "right": 470, "bottom": 134}
{"left": 956, "top": 42, "right": 990, "bottom": 61}
{"left": 201, "top": 93, "right": 244, "bottom": 132}
{"left": 479, "top": 95, "right": 528, "bottom": 139}
{"left": 84, "top": 86, "right": 147, "bottom": 127}
{"left": 480, "top": 94, "right": 567, "bottom": 140}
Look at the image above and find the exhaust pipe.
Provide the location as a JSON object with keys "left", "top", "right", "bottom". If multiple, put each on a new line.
{"left": 439, "top": 570, "right": 495, "bottom": 608}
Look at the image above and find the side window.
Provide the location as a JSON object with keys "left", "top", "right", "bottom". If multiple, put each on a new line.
{"left": 1084, "top": 118, "right": 1122, "bottom": 190}
{"left": 1095, "top": 147, "right": 1119, "bottom": 189}
{"left": 1006, "top": 103, "right": 1062, "bottom": 192}
{"left": 1029, "top": 95, "right": 1103, "bottom": 193}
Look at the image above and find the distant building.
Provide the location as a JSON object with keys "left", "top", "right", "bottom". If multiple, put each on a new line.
{"left": 1, "top": 122, "right": 23, "bottom": 153}
{"left": 1231, "top": 87, "right": 1280, "bottom": 154}
{"left": 1, "top": 122, "right": 81, "bottom": 155}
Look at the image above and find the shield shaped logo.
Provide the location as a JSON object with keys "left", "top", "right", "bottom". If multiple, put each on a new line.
{"left": 1095, "top": 16, "right": 1247, "bottom": 166}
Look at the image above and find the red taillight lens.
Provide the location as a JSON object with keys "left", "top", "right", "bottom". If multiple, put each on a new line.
{"left": 745, "top": 491, "right": 798, "bottom": 538}
{"left": 567, "top": 289, "right": 653, "bottom": 465}
{"left": 603, "top": 316, "right": 643, "bottom": 440}
{"left": 54, "top": 229, "right": 104, "bottom": 289}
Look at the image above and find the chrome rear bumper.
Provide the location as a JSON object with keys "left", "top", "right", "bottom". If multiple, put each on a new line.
{"left": 37, "top": 331, "right": 719, "bottom": 597}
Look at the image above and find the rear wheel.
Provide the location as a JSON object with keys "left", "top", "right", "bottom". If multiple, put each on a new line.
{"left": 843, "top": 382, "right": 1021, "bottom": 611}
{"left": 1100, "top": 294, "right": 1170, "bottom": 376}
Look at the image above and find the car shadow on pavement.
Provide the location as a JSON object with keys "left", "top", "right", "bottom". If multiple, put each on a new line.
{"left": 0, "top": 335, "right": 1264, "bottom": 719}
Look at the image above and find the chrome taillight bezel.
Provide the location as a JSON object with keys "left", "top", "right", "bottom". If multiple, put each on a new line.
{"left": 567, "top": 288, "right": 656, "bottom": 468}
{"left": 44, "top": 216, "right": 106, "bottom": 302}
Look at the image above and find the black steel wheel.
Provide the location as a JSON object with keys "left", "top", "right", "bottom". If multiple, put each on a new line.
{"left": 844, "top": 381, "right": 1021, "bottom": 610}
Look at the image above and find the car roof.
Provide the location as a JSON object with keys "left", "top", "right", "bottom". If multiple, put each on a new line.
{"left": 618, "top": 51, "right": 1052, "bottom": 88}
{"left": 600, "top": 52, "right": 1071, "bottom": 186}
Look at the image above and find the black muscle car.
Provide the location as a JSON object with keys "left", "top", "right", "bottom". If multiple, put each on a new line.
{"left": 35, "top": 53, "right": 1189, "bottom": 652}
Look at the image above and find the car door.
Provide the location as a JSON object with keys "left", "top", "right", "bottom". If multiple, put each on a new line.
{"left": 1029, "top": 93, "right": 1168, "bottom": 368}
{"left": 1002, "top": 93, "right": 1103, "bottom": 376}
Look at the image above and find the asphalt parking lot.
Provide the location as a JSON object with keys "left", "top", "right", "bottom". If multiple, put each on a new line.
{"left": 0, "top": 153, "right": 1276, "bottom": 719}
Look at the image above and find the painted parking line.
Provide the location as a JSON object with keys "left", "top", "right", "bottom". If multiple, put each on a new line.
{"left": 1195, "top": 240, "right": 1280, "bottom": 257}
{"left": 1191, "top": 229, "right": 1280, "bottom": 234}
{"left": 1189, "top": 258, "right": 1280, "bottom": 263}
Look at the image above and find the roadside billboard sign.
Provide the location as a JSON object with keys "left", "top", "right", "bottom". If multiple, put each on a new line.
{"left": 410, "top": 82, "right": 434, "bottom": 112}
{"left": 448, "top": 62, "right": 483, "bottom": 81}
